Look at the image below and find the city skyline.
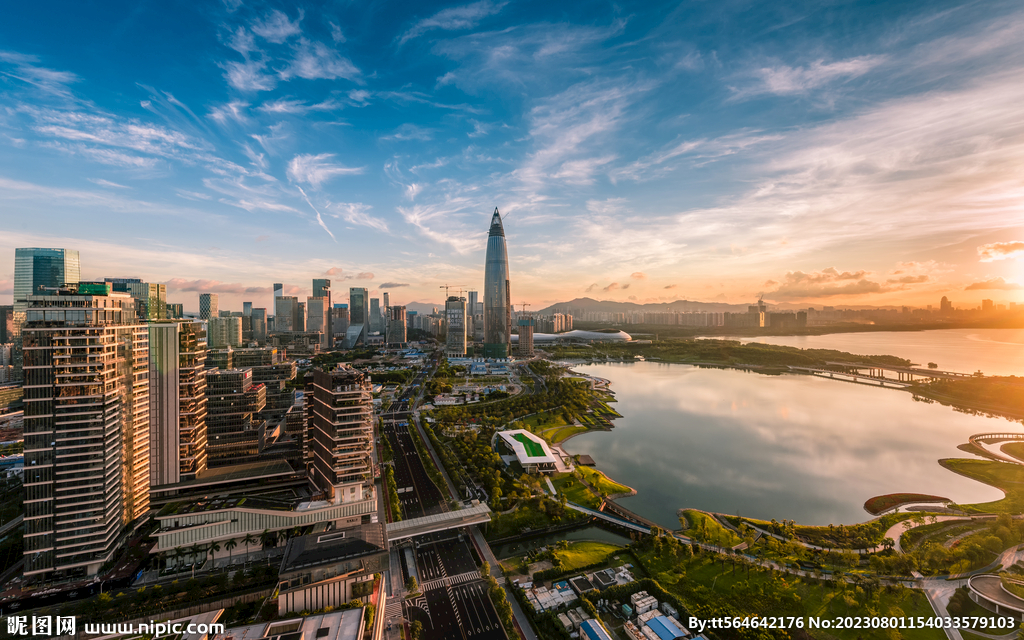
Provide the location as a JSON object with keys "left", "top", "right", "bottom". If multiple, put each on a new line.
{"left": 1, "top": 1, "right": 1023, "bottom": 310}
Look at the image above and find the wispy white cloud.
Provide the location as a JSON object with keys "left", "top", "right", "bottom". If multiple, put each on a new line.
{"left": 280, "top": 40, "right": 360, "bottom": 82}
{"left": 296, "top": 185, "right": 336, "bottom": 242}
{"left": 256, "top": 98, "right": 340, "bottom": 114}
{"left": 730, "top": 55, "right": 887, "bottom": 100}
{"left": 88, "top": 178, "right": 130, "bottom": 189}
{"left": 331, "top": 202, "right": 389, "bottom": 232}
{"left": 208, "top": 100, "right": 250, "bottom": 124}
{"left": 978, "top": 241, "right": 1024, "bottom": 262}
{"left": 222, "top": 60, "right": 277, "bottom": 92}
{"left": 251, "top": 10, "right": 303, "bottom": 44}
{"left": 398, "top": 1, "right": 507, "bottom": 46}
{"left": 287, "top": 153, "right": 363, "bottom": 187}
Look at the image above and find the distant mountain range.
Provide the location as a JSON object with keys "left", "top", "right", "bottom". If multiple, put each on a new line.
{"left": 535, "top": 297, "right": 751, "bottom": 315}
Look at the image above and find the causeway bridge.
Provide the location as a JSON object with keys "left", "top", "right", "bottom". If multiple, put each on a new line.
{"left": 967, "top": 433, "right": 1024, "bottom": 465}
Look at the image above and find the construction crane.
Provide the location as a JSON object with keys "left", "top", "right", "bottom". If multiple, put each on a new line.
{"left": 439, "top": 284, "right": 466, "bottom": 299}
{"left": 519, "top": 301, "right": 530, "bottom": 316}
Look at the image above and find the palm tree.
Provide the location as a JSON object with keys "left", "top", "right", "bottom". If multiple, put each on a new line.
{"left": 172, "top": 546, "right": 184, "bottom": 572}
{"left": 259, "top": 528, "right": 273, "bottom": 548}
{"left": 242, "top": 533, "right": 256, "bottom": 562}
{"left": 225, "top": 538, "right": 238, "bottom": 565}
{"left": 208, "top": 541, "right": 222, "bottom": 568}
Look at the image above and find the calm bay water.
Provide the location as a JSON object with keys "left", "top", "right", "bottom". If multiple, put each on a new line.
{"left": 563, "top": 361, "right": 1012, "bottom": 530}
{"left": 738, "top": 328, "right": 1024, "bottom": 377}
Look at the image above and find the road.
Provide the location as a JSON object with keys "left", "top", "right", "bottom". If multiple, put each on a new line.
{"left": 383, "top": 352, "right": 508, "bottom": 640}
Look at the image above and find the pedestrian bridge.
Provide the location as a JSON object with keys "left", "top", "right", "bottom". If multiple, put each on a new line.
{"left": 385, "top": 503, "right": 493, "bottom": 540}
{"left": 565, "top": 502, "right": 651, "bottom": 534}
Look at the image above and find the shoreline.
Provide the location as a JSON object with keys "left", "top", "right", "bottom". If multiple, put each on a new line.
{"left": 556, "top": 359, "right": 1014, "bottom": 535}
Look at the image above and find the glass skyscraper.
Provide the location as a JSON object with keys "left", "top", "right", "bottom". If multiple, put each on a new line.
{"left": 11, "top": 248, "right": 81, "bottom": 380}
{"left": 344, "top": 288, "right": 368, "bottom": 348}
{"left": 483, "top": 209, "right": 511, "bottom": 358}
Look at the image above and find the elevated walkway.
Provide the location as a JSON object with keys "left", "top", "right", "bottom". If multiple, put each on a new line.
{"left": 385, "top": 503, "right": 492, "bottom": 540}
{"left": 565, "top": 502, "right": 651, "bottom": 534}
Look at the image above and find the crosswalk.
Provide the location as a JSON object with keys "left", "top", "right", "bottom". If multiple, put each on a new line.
{"left": 384, "top": 600, "right": 404, "bottom": 621}
{"left": 420, "top": 570, "right": 484, "bottom": 592}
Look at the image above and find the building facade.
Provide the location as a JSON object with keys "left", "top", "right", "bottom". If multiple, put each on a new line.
{"left": 445, "top": 296, "right": 467, "bottom": 357}
{"left": 199, "top": 293, "right": 219, "bottom": 320}
{"left": 483, "top": 209, "right": 511, "bottom": 358}
{"left": 517, "top": 316, "right": 535, "bottom": 357}
{"left": 148, "top": 321, "right": 208, "bottom": 486}
{"left": 206, "top": 368, "right": 266, "bottom": 467}
{"left": 386, "top": 305, "right": 406, "bottom": 346}
{"left": 344, "top": 288, "right": 368, "bottom": 348}
{"left": 11, "top": 247, "right": 81, "bottom": 381}
{"left": 208, "top": 316, "right": 243, "bottom": 348}
{"left": 309, "top": 367, "right": 375, "bottom": 498}
{"left": 21, "top": 283, "right": 149, "bottom": 583}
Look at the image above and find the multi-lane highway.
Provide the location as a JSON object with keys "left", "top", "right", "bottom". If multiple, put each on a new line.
{"left": 381, "top": 355, "right": 507, "bottom": 640}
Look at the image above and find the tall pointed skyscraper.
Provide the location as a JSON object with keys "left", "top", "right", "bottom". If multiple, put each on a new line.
{"left": 483, "top": 208, "right": 511, "bottom": 358}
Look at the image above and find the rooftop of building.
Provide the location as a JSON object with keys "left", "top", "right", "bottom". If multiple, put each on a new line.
{"left": 211, "top": 608, "right": 365, "bottom": 640}
{"left": 153, "top": 459, "right": 297, "bottom": 493}
{"left": 158, "top": 493, "right": 295, "bottom": 518}
{"left": 279, "top": 522, "right": 386, "bottom": 575}
{"left": 496, "top": 429, "right": 557, "bottom": 464}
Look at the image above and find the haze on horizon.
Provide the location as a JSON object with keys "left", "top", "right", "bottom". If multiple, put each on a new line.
{"left": 1, "top": 0, "right": 1022, "bottom": 313}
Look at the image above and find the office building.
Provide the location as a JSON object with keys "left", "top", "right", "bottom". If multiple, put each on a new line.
{"left": 275, "top": 296, "right": 299, "bottom": 332}
{"left": 11, "top": 247, "right": 81, "bottom": 381}
{"left": 149, "top": 321, "right": 208, "bottom": 486}
{"left": 483, "top": 208, "right": 511, "bottom": 358}
{"left": 208, "top": 316, "right": 243, "bottom": 348}
{"left": 382, "top": 292, "right": 390, "bottom": 338}
{"left": 344, "top": 288, "right": 368, "bottom": 348}
{"left": 296, "top": 301, "right": 306, "bottom": 332}
{"left": 307, "top": 297, "right": 329, "bottom": 348}
{"left": 206, "top": 368, "right": 267, "bottom": 467}
{"left": 445, "top": 296, "right": 467, "bottom": 357}
{"left": 517, "top": 316, "right": 535, "bottom": 357}
{"left": 199, "top": 293, "right": 219, "bottom": 319}
{"left": 252, "top": 307, "right": 268, "bottom": 344}
{"left": 274, "top": 282, "right": 284, "bottom": 304}
{"left": 370, "top": 298, "right": 381, "bottom": 334}
{"left": 0, "top": 305, "right": 12, "bottom": 344}
{"left": 105, "top": 279, "right": 166, "bottom": 320}
{"left": 312, "top": 279, "right": 332, "bottom": 347}
{"left": 243, "top": 301, "right": 252, "bottom": 316}
{"left": 332, "top": 304, "right": 349, "bottom": 345}
{"left": 387, "top": 306, "right": 407, "bottom": 346}
{"left": 309, "top": 367, "right": 375, "bottom": 496}
{"left": 166, "top": 303, "right": 184, "bottom": 318}
{"left": 21, "top": 282, "right": 148, "bottom": 583}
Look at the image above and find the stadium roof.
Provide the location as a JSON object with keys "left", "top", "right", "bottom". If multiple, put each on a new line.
{"left": 496, "top": 429, "right": 557, "bottom": 465}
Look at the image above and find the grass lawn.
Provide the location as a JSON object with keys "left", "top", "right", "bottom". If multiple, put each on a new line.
{"left": 518, "top": 410, "right": 569, "bottom": 431}
{"left": 641, "top": 549, "right": 945, "bottom": 640}
{"left": 553, "top": 541, "right": 624, "bottom": 572}
{"left": 681, "top": 510, "right": 743, "bottom": 546}
{"left": 940, "top": 458, "right": 1024, "bottom": 513}
{"left": 900, "top": 520, "right": 978, "bottom": 551}
{"left": 546, "top": 424, "right": 588, "bottom": 443}
{"left": 1002, "top": 442, "right": 1024, "bottom": 462}
{"left": 551, "top": 473, "right": 601, "bottom": 508}
{"left": 578, "top": 466, "right": 632, "bottom": 496}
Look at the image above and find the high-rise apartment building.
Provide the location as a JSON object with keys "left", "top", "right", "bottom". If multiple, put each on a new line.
{"left": 199, "top": 293, "right": 219, "bottom": 319}
{"left": 344, "top": 288, "right": 368, "bottom": 348}
{"left": 21, "top": 283, "right": 148, "bottom": 583}
{"left": 12, "top": 248, "right": 81, "bottom": 381}
{"left": 205, "top": 368, "right": 266, "bottom": 467}
{"left": 309, "top": 367, "right": 375, "bottom": 497}
{"left": 517, "top": 316, "right": 535, "bottom": 357}
{"left": 387, "top": 306, "right": 407, "bottom": 346}
{"left": 208, "top": 316, "right": 243, "bottom": 349}
{"left": 482, "top": 209, "right": 511, "bottom": 358}
{"left": 149, "top": 321, "right": 208, "bottom": 486}
{"left": 445, "top": 296, "right": 467, "bottom": 357}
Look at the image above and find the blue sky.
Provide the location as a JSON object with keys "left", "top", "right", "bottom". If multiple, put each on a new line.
{"left": 1, "top": 0, "right": 1023, "bottom": 312}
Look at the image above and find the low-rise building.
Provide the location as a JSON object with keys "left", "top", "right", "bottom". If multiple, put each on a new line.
{"left": 493, "top": 429, "right": 558, "bottom": 474}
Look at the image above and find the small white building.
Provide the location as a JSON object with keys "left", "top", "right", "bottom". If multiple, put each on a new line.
{"left": 493, "top": 429, "right": 558, "bottom": 474}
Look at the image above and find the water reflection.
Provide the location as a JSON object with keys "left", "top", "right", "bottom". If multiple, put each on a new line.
{"left": 564, "top": 362, "right": 1008, "bottom": 529}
